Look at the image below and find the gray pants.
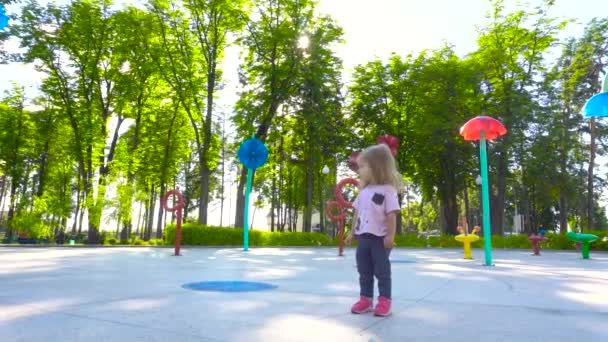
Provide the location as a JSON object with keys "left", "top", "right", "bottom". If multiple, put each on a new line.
{"left": 356, "top": 233, "right": 391, "bottom": 299}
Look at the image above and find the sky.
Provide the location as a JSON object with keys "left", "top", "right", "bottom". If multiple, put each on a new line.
{"left": 0, "top": 0, "right": 607, "bottom": 230}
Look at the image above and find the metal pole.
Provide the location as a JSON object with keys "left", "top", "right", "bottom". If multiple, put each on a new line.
{"left": 243, "top": 168, "right": 253, "bottom": 251}
{"left": 479, "top": 131, "right": 493, "bottom": 266}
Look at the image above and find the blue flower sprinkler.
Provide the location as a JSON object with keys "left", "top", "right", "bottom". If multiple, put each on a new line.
{"left": 237, "top": 136, "right": 269, "bottom": 251}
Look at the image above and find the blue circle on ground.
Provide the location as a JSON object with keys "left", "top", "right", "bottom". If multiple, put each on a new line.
{"left": 182, "top": 281, "right": 277, "bottom": 292}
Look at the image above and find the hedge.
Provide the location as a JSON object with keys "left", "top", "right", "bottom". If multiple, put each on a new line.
{"left": 164, "top": 223, "right": 330, "bottom": 247}
{"left": 163, "top": 224, "right": 607, "bottom": 251}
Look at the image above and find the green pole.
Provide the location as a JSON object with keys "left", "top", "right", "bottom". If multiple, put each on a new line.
{"left": 243, "top": 168, "right": 253, "bottom": 251}
{"left": 582, "top": 242, "right": 591, "bottom": 259}
{"left": 479, "top": 131, "right": 493, "bottom": 266}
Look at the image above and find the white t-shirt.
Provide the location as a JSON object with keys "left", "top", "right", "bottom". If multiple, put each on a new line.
{"left": 352, "top": 184, "right": 400, "bottom": 237}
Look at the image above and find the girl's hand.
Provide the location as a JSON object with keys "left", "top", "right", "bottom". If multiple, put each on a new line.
{"left": 345, "top": 234, "right": 354, "bottom": 246}
{"left": 383, "top": 235, "right": 394, "bottom": 249}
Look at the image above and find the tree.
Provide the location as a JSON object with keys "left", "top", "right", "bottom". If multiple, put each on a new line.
{"left": 233, "top": 0, "right": 315, "bottom": 229}
{"left": 471, "top": 0, "right": 566, "bottom": 234}
{"left": 184, "top": 0, "right": 249, "bottom": 225}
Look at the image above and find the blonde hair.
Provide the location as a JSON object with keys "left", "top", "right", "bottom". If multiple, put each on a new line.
{"left": 357, "top": 144, "right": 403, "bottom": 190}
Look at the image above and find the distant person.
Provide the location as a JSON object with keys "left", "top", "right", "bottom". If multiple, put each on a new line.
{"left": 345, "top": 144, "right": 402, "bottom": 317}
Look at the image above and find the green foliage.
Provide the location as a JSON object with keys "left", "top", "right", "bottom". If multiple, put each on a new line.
{"left": 2, "top": 0, "right": 608, "bottom": 243}
{"left": 263, "top": 231, "right": 330, "bottom": 246}
{"left": 10, "top": 197, "right": 53, "bottom": 240}
{"left": 11, "top": 211, "right": 51, "bottom": 240}
{"left": 148, "top": 239, "right": 166, "bottom": 246}
{"left": 394, "top": 234, "right": 427, "bottom": 248}
{"left": 164, "top": 223, "right": 330, "bottom": 246}
{"left": 545, "top": 232, "right": 576, "bottom": 250}
{"left": 488, "top": 235, "right": 532, "bottom": 249}
{"left": 428, "top": 234, "right": 538, "bottom": 250}
{"left": 427, "top": 235, "right": 462, "bottom": 248}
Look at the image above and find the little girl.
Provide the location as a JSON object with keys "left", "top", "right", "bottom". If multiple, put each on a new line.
{"left": 345, "top": 144, "right": 402, "bottom": 317}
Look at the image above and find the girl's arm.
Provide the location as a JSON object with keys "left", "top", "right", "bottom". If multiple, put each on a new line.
{"left": 384, "top": 210, "right": 398, "bottom": 248}
{"left": 386, "top": 211, "right": 398, "bottom": 238}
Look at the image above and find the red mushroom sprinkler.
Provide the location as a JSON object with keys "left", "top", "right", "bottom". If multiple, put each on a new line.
{"left": 528, "top": 229, "right": 548, "bottom": 256}
{"left": 460, "top": 116, "right": 507, "bottom": 266}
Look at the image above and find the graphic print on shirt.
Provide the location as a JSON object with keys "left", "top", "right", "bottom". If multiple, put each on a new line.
{"left": 372, "top": 193, "right": 385, "bottom": 205}
{"left": 353, "top": 185, "right": 399, "bottom": 236}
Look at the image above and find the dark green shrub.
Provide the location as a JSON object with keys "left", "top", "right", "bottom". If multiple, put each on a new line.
{"left": 133, "top": 239, "right": 146, "bottom": 246}
{"left": 164, "top": 224, "right": 331, "bottom": 246}
{"left": 471, "top": 237, "right": 484, "bottom": 248}
{"left": 106, "top": 237, "right": 118, "bottom": 245}
{"left": 165, "top": 224, "right": 265, "bottom": 246}
{"left": 583, "top": 230, "right": 606, "bottom": 251}
{"left": 428, "top": 235, "right": 461, "bottom": 248}
{"left": 394, "top": 234, "right": 427, "bottom": 247}
{"left": 506, "top": 234, "right": 531, "bottom": 248}
{"left": 263, "top": 231, "right": 330, "bottom": 246}
{"left": 545, "top": 232, "right": 575, "bottom": 250}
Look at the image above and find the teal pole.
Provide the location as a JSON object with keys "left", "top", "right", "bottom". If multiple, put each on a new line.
{"left": 243, "top": 168, "right": 253, "bottom": 251}
{"left": 479, "top": 131, "right": 493, "bottom": 266}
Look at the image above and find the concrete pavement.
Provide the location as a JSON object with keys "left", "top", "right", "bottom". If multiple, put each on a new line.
{"left": 1, "top": 246, "right": 607, "bottom": 341}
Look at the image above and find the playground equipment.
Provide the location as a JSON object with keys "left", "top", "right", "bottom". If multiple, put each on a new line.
{"left": 161, "top": 189, "right": 184, "bottom": 256}
{"left": 0, "top": 5, "right": 9, "bottom": 30}
{"left": 460, "top": 116, "right": 507, "bottom": 266}
{"left": 455, "top": 223, "right": 480, "bottom": 259}
{"left": 528, "top": 229, "right": 548, "bottom": 256}
{"left": 582, "top": 74, "right": 608, "bottom": 117}
{"left": 237, "top": 136, "right": 269, "bottom": 251}
{"left": 326, "top": 178, "right": 359, "bottom": 256}
{"left": 566, "top": 232, "right": 598, "bottom": 259}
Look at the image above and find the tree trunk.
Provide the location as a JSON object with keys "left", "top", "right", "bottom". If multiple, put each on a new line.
{"left": 587, "top": 118, "right": 596, "bottom": 231}
{"left": 0, "top": 176, "right": 7, "bottom": 226}
{"left": 72, "top": 172, "right": 82, "bottom": 234}
{"left": 36, "top": 140, "right": 50, "bottom": 197}
{"left": 303, "top": 145, "right": 314, "bottom": 233}
{"left": 441, "top": 195, "right": 458, "bottom": 235}
{"left": 145, "top": 188, "right": 156, "bottom": 241}
{"left": 464, "top": 179, "right": 471, "bottom": 232}
{"left": 136, "top": 201, "right": 144, "bottom": 238}
{"left": 235, "top": 167, "right": 247, "bottom": 228}
{"left": 6, "top": 178, "right": 19, "bottom": 239}
{"left": 318, "top": 169, "right": 324, "bottom": 234}
{"left": 396, "top": 194, "right": 403, "bottom": 235}
{"left": 198, "top": 166, "right": 211, "bottom": 225}
{"left": 183, "top": 162, "right": 191, "bottom": 222}
{"left": 156, "top": 181, "right": 165, "bottom": 239}
{"left": 271, "top": 175, "right": 277, "bottom": 232}
{"left": 491, "top": 149, "right": 507, "bottom": 235}
{"left": 219, "top": 133, "right": 226, "bottom": 228}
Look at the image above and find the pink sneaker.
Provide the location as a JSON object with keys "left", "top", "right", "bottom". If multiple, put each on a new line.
{"left": 351, "top": 296, "right": 373, "bottom": 314}
{"left": 374, "top": 296, "right": 391, "bottom": 316}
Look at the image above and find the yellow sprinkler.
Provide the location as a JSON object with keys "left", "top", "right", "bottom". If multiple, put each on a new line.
{"left": 455, "top": 224, "right": 480, "bottom": 260}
